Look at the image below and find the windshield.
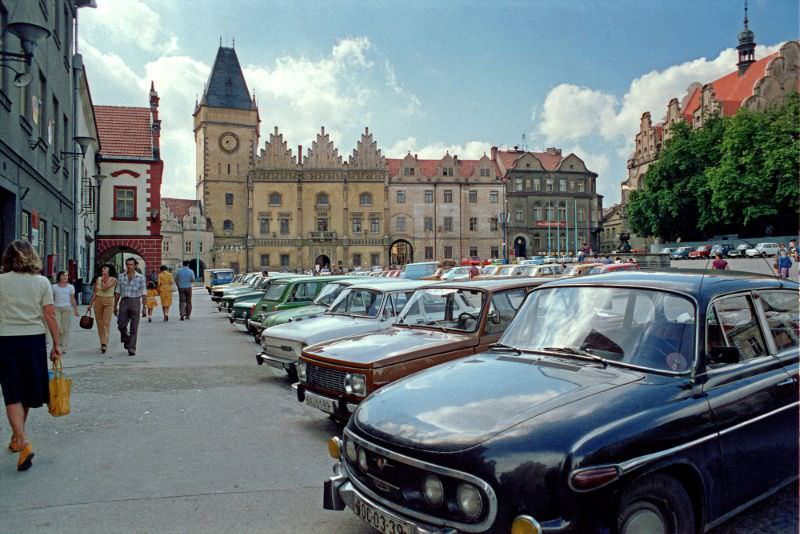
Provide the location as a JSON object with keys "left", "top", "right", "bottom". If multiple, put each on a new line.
{"left": 397, "top": 288, "right": 484, "bottom": 332}
{"left": 213, "top": 271, "right": 233, "bottom": 283}
{"left": 314, "top": 282, "right": 347, "bottom": 306}
{"left": 263, "top": 282, "right": 287, "bottom": 301}
{"left": 497, "top": 266, "right": 515, "bottom": 276}
{"left": 501, "top": 287, "right": 696, "bottom": 372}
{"left": 328, "top": 288, "right": 385, "bottom": 317}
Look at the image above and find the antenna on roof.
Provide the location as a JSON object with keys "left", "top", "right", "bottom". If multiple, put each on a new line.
{"left": 521, "top": 133, "right": 527, "bottom": 151}
{"left": 219, "top": 35, "right": 222, "bottom": 47}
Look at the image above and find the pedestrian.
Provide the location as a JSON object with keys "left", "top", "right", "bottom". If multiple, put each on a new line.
{"left": 0, "top": 240, "right": 61, "bottom": 471}
{"left": 175, "top": 260, "right": 195, "bottom": 321}
{"left": 115, "top": 258, "right": 147, "bottom": 356}
{"left": 777, "top": 250, "right": 792, "bottom": 279}
{"left": 87, "top": 263, "right": 117, "bottom": 353}
{"left": 51, "top": 271, "right": 79, "bottom": 355}
{"left": 145, "top": 281, "right": 158, "bottom": 322}
{"left": 603, "top": 255, "right": 613, "bottom": 265}
{"left": 614, "top": 256, "right": 622, "bottom": 264}
{"left": 468, "top": 265, "right": 480, "bottom": 278}
{"left": 157, "top": 265, "right": 174, "bottom": 321}
{"left": 711, "top": 253, "right": 728, "bottom": 270}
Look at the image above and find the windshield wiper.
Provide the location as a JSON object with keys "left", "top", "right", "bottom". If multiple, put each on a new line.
{"left": 490, "top": 342, "right": 522, "bottom": 355}
{"left": 540, "top": 346, "right": 607, "bottom": 367}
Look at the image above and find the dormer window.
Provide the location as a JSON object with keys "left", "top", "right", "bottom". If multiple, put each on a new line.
{"left": 442, "top": 167, "right": 453, "bottom": 176}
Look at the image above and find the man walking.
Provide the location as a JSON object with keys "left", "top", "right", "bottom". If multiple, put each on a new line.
{"left": 115, "top": 258, "right": 147, "bottom": 356}
{"left": 175, "top": 261, "right": 195, "bottom": 321}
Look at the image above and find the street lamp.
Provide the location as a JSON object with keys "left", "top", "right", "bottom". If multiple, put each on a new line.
{"left": 1, "top": 19, "right": 51, "bottom": 87}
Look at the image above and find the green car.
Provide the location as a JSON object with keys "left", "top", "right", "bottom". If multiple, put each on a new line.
{"left": 233, "top": 275, "right": 322, "bottom": 333}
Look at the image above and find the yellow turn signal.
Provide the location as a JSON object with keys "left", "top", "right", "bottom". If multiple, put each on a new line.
{"left": 511, "top": 515, "right": 542, "bottom": 534}
{"left": 328, "top": 436, "right": 342, "bottom": 460}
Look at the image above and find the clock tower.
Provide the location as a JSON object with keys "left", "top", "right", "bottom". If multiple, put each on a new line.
{"left": 193, "top": 45, "right": 259, "bottom": 271}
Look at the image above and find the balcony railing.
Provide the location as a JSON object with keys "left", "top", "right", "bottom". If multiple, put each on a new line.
{"left": 309, "top": 231, "right": 337, "bottom": 241}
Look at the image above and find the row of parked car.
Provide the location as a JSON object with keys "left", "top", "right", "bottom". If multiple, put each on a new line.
{"left": 665, "top": 242, "right": 784, "bottom": 259}
{"left": 207, "top": 266, "right": 798, "bottom": 534}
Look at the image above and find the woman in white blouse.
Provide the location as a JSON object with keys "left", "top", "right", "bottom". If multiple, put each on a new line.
{"left": 52, "top": 271, "right": 79, "bottom": 355}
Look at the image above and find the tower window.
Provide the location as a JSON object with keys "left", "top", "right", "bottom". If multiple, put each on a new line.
{"left": 223, "top": 220, "right": 233, "bottom": 232}
{"left": 225, "top": 193, "right": 233, "bottom": 205}
{"left": 269, "top": 193, "right": 282, "bottom": 206}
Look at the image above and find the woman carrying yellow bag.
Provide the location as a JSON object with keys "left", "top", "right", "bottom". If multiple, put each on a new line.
{"left": 48, "top": 360, "right": 71, "bottom": 417}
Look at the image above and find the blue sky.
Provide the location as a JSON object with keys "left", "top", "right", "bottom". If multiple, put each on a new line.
{"left": 79, "top": 0, "right": 798, "bottom": 202}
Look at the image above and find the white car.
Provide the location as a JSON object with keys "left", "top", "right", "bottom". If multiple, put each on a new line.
{"left": 440, "top": 266, "right": 472, "bottom": 281}
{"left": 256, "top": 280, "right": 430, "bottom": 377}
{"left": 745, "top": 242, "right": 781, "bottom": 257}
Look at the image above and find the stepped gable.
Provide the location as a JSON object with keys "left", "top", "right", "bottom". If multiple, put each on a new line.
{"left": 256, "top": 126, "right": 297, "bottom": 169}
{"left": 349, "top": 127, "right": 386, "bottom": 169}
{"left": 303, "top": 126, "right": 344, "bottom": 169}
{"left": 201, "top": 46, "right": 255, "bottom": 110}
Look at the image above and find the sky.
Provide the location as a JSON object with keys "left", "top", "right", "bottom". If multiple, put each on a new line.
{"left": 77, "top": 0, "right": 798, "bottom": 204}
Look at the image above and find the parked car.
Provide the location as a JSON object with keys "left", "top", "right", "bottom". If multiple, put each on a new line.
{"left": 460, "top": 256, "right": 489, "bottom": 266}
{"left": 218, "top": 275, "right": 267, "bottom": 312}
{"left": 231, "top": 275, "right": 320, "bottom": 332}
{"left": 519, "top": 256, "right": 545, "bottom": 265}
{"left": 204, "top": 268, "right": 234, "bottom": 294}
{"left": 728, "top": 243, "right": 751, "bottom": 257}
{"left": 746, "top": 242, "right": 781, "bottom": 257}
{"left": 589, "top": 262, "right": 640, "bottom": 274}
{"left": 688, "top": 245, "right": 712, "bottom": 259}
{"left": 400, "top": 261, "right": 439, "bottom": 280}
{"left": 440, "top": 266, "right": 472, "bottom": 281}
{"left": 296, "top": 279, "right": 546, "bottom": 420}
{"left": 323, "top": 271, "right": 799, "bottom": 534}
{"left": 211, "top": 272, "right": 260, "bottom": 302}
{"left": 710, "top": 244, "right": 733, "bottom": 257}
{"left": 521, "top": 264, "right": 565, "bottom": 277}
{"left": 256, "top": 280, "right": 430, "bottom": 378}
{"left": 564, "top": 263, "right": 604, "bottom": 277}
{"left": 660, "top": 247, "right": 673, "bottom": 255}
{"left": 669, "top": 246, "right": 692, "bottom": 259}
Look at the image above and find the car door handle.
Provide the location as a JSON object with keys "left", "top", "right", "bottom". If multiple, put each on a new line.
{"left": 776, "top": 378, "right": 797, "bottom": 387}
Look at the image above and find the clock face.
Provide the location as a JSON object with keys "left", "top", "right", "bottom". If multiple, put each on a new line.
{"left": 219, "top": 132, "right": 240, "bottom": 153}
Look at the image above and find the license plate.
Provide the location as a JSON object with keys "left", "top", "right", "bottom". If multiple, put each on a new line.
{"left": 304, "top": 391, "right": 337, "bottom": 414}
{"left": 353, "top": 495, "right": 413, "bottom": 534}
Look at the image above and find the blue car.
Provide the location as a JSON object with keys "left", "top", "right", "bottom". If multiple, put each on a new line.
{"left": 670, "top": 246, "right": 692, "bottom": 259}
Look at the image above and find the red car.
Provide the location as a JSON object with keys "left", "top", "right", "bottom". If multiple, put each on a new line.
{"left": 589, "top": 262, "right": 640, "bottom": 274}
{"left": 460, "top": 256, "right": 490, "bottom": 266}
{"left": 689, "top": 245, "right": 712, "bottom": 259}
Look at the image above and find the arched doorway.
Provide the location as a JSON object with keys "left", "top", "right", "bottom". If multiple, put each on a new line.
{"left": 513, "top": 236, "right": 527, "bottom": 258}
{"left": 188, "top": 259, "right": 206, "bottom": 279}
{"left": 97, "top": 247, "right": 148, "bottom": 279}
{"left": 315, "top": 254, "right": 331, "bottom": 272}
{"left": 390, "top": 240, "right": 413, "bottom": 266}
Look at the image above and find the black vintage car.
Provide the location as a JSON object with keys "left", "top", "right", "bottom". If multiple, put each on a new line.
{"left": 323, "top": 271, "right": 798, "bottom": 534}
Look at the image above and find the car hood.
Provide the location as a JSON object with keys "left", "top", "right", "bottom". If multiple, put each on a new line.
{"left": 263, "top": 315, "right": 387, "bottom": 345}
{"left": 305, "top": 327, "right": 474, "bottom": 367}
{"left": 354, "top": 352, "right": 643, "bottom": 453}
{"left": 263, "top": 305, "right": 326, "bottom": 326}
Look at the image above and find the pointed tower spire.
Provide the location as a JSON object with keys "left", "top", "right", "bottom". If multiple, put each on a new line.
{"left": 200, "top": 45, "right": 256, "bottom": 110}
{"left": 736, "top": 0, "right": 756, "bottom": 75}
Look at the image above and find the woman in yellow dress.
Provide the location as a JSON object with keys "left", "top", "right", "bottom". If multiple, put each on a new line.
{"left": 145, "top": 281, "right": 158, "bottom": 322}
{"left": 157, "top": 265, "right": 174, "bottom": 321}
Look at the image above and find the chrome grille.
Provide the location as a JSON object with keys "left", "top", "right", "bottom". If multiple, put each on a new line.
{"left": 307, "top": 363, "right": 346, "bottom": 394}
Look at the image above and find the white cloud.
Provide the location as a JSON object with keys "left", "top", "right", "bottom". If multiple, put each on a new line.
{"left": 81, "top": 0, "right": 179, "bottom": 54}
{"left": 79, "top": 39, "right": 140, "bottom": 93}
{"left": 538, "top": 85, "right": 617, "bottom": 144}
{"left": 385, "top": 137, "right": 491, "bottom": 160}
{"left": 384, "top": 61, "right": 422, "bottom": 114}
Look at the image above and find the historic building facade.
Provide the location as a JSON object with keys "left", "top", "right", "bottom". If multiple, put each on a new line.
{"left": 160, "top": 198, "right": 214, "bottom": 274}
{"left": 495, "top": 147, "right": 603, "bottom": 257}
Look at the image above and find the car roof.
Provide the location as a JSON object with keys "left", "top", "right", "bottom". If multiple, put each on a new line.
{"left": 540, "top": 270, "right": 797, "bottom": 298}
{"left": 347, "top": 280, "right": 431, "bottom": 291}
{"left": 266, "top": 275, "right": 315, "bottom": 283}
{"left": 430, "top": 278, "right": 551, "bottom": 291}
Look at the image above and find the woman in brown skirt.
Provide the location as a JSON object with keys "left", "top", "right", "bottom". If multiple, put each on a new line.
{"left": 0, "top": 241, "right": 61, "bottom": 471}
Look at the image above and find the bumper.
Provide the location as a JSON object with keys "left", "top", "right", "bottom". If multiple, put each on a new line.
{"left": 256, "top": 351, "right": 296, "bottom": 372}
{"left": 247, "top": 319, "right": 263, "bottom": 334}
{"left": 293, "top": 383, "right": 357, "bottom": 416}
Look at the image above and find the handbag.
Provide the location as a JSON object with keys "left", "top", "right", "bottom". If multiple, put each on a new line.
{"left": 48, "top": 360, "right": 72, "bottom": 417}
{"left": 79, "top": 312, "right": 94, "bottom": 330}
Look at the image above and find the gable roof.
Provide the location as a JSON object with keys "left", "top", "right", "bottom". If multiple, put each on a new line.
{"left": 494, "top": 149, "right": 566, "bottom": 173}
{"left": 163, "top": 198, "right": 198, "bottom": 220}
{"left": 386, "top": 155, "right": 498, "bottom": 178}
{"left": 95, "top": 106, "right": 153, "bottom": 159}
{"left": 201, "top": 46, "right": 255, "bottom": 110}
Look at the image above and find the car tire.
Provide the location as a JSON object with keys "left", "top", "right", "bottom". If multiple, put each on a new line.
{"left": 616, "top": 474, "right": 695, "bottom": 534}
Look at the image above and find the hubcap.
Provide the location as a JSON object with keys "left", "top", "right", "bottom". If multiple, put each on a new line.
{"left": 622, "top": 508, "right": 666, "bottom": 534}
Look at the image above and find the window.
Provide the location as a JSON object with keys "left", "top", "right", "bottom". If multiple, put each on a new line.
{"left": 371, "top": 253, "right": 380, "bottom": 267}
{"left": 707, "top": 295, "right": 768, "bottom": 362}
{"left": 114, "top": 187, "right": 136, "bottom": 219}
{"left": 424, "top": 190, "right": 433, "bottom": 203}
{"left": 442, "top": 167, "right": 453, "bottom": 176}
{"left": 490, "top": 246, "right": 499, "bottom": 258}
{"left": 757, "top": 291, "right": 798, "bottom": 352}
{"left": 443, "top": 190, "right": 453, "bottom": 203}
{"left": 490, "top": 218, "right": 498, "bottom": 232}
{"left": 50, "top": 225, "right": 58, "bottom": 258}
{"left": 514, "top": 179, "right": 523, "bottom": 192}
{"left": 280, "top": 254, "right": 290, "bottom": 267}
{"left": 469, "top": 217, "right": 477, "bottom": 231}
{"left": 260, "top": 217, "right": 270, "bottom": 234}
{"left": 424, "top": 247, "right": 433, "bottom": 260}
{"left": 38, "top": 72, "right": 47, "bottom": 141}
{"left": 317, "top": 192, "right": 329, "bottom": 205}
{"left": 558, "top": 206, "right": 566, "bottom": 222}
{"left": 559, "top": 179, "right": 567, "bottom": 192}
{"left": 533, "top": 207, "right": 543, "bottom": 221}
{"left": 489, "top": 191, "right": 499, "bottom": 203}
{"left": 199, "top": 242, "right": 203, "bottom": 252}
{"left": 20, "top": 211, "right": 30, "bottom": 242}
{"left": 577, "top": 208, "right": 586, "bottom": 222}
{"left": 480, "top": 168, "right": 490, "bottom": 177}
{"left": 260, "top": 254, "right": 270, "bottom": 267}
{"left": 352, "top": 254, "right": 362, "bottom": 267}
{"left": 352, "top": 217, "right": 362, "bottom": 233}
{"left": 469, "top": 246, "right": 478, "bottom": 257}
{"left": 225, "top": 193, "right": 233, "bottom": 205}
{"left": 223, "top": 220, "right": 233, "bottom": 232}
{"left": 515, "top": 209, "right": 523, "bottom": 222}
{"left": 576, "top": 181, "right": 585, "bottom": 193}
{"left": 396, "top": 216, "right": 406, "bottom": 232}
{"left": 185, "top": 241, "right": 192, "bottom": 253}
{"left": 163, "top": 240, "right": 169, "bottom": 252}
{"left": 444, "top": 246, "right": 453, "bottom": 258}
{"left": 533, "top": 179, "right": 541, "bottom": 192}
{"left": 279, "top": 218, "right": 289, "bottom": 235}
{"left": 486, "top": 288, "right": 527, "bottom": 335}
{"left": 37, "top": 220, "right": 46, "bottom": 260}
{"left": 546, "top": 179, "right": 553, "bottom": 192}
{"left": 52, "top": 96, "right": 59, "bottom": 153}
{"left": 227, "top": 164, "right": 230, "bottom": 175}
{"left": 443, "top": 217, "right": 453, "bottom": 232}
{"left": 468, "top": 190, "right": 477, "bottom": 203}
{"left": 396, "top": 191, "right": 405, "bottom": 204}
{"left": 424, "top": 217, "right": 433, "bottom": 232}
{"left": 317, "top": 218, "right": 328, "bottom": 232}
{"left": 269, "top": 193, "right": 282, "bottom": 206}
{"left": 403, "top": 167, "right": 415, "bottom": 176}
{"left": 370, "top": 217, "right": 380, "bottom": 233}
{"left": 359, "top": 192, "right": 372, "bottom": 206}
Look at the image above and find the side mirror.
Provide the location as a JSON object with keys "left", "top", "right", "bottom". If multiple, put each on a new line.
{"left": 708, "top": 346, "right": 740, "bottom": 365}
{"left": 488, "top": 310, "right": 501, "bottom": 324}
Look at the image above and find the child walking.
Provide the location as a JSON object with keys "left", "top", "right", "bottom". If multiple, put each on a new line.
{"left": 145, "top": 281, "right": 158, "bottom": 322}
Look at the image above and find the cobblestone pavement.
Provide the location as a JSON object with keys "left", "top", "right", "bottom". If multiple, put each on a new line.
{"left": 0, "top": 287, "right": 795, "bottom": 533}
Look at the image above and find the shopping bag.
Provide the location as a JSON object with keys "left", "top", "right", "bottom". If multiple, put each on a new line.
{"left": 48, "top": 360, "right": 72, "bottom": 417}
{"left": 79, "top": 312, "right": 94, "bottom": 330}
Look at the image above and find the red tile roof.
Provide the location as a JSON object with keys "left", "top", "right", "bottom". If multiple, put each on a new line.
{"left": 95, "top": 106, "right": 153, "bottom": 159}
{"left": 163, "top": 198, "right": 197, "bottom": 220}
{"left": 386, "top": 155, "right": 498, "bottom": 178}
{"left": 495, "top": 150, "right": 565, "bottom": 172}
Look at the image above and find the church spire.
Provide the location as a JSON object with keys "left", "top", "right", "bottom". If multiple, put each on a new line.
{"left": 736, "top": 0, "right": 756, "bottom": 75}
{"left": 200, "top": 45, "right": 256, "bottom": 110}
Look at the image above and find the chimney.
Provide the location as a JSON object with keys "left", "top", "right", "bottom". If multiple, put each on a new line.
{"left": 490, "top": 146, "right": 498, "bottom": 161}
{"left": 546, "top": 147, "right": 562, "bottom": 155}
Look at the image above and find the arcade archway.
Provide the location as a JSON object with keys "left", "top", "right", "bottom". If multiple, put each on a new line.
{"left": 513, "top": 236, "right": 527, "bottom": 258}
{"left": 188, "top": 259, "right": 206, "bottom": 278}
{"left": 315, "top": 254, "right": 331, "bottom": 271}
{"left": 97, "top": 246, "right": 147, "bottom": 278}
{"left": 390, "top": 240, "right": 413, "bottom": 266}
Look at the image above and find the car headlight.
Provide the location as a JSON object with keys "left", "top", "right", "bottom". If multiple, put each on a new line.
{"left": 456, "top": 483, "right": 483, "bottom": 519}
{"left": 358, "top": 448, "right": 368, "bottom": 472}
{"left": 422, "top": 475, "right": 444, "bottom": 507}
{"left": 344, "top": 373, "right": 367, "bottom": 397}
{"left": 297, "top": 360, "right": 307, "bottom": 382}
{"left": 345, "top": 438, "right": 358, "bottom": 464}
